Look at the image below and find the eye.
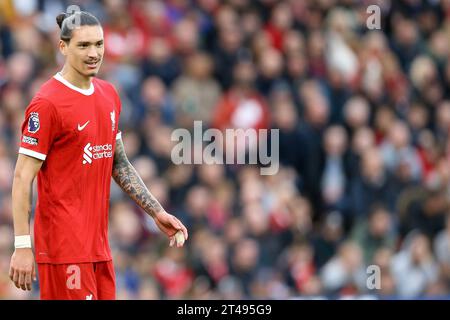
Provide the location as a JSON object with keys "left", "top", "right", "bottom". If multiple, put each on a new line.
{"left": 79, "top": 44, "right": 88, "bottom": 48}
{"left": 96, "top": 42, "right": 103, "bottom": 48}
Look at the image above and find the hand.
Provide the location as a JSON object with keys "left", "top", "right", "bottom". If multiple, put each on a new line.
{"left": 153, "top": 211, "right": 188, "bottom": 248}
{"left": 9, "top": 248, "right": 37, "bottom": 291}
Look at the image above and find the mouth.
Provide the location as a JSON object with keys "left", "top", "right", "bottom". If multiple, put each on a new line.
{"left": 85, "top": 60, "right": 100, "bottom": 69}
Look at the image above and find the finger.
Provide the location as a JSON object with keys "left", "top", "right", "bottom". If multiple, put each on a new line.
{"left": 32, "top": 265, "right": 37, "bottom": 281}
{"left": 171, "top": 216, "right": 182, "bottom": 230}
{"left": 181, "top": 224, "right": 188, "bottom": 240}
{"left": 18, "top": 271, "right": 26, "bottom": 290}
{"left": 25, "top": 272, "right": 32, "bottom": 291}
{"left": 175, "top": 218, "right": 188, "bottom": 240}
{"left": 12, "top": 269, "right": 20, "bottom": 288}
{"left": 178, "top": 237, "right": 185, "bottom": 247}
{"left": 169, "top": 236, "right": 175, "bottom": 247}
{"left": 9, "top": 265, "right": 14, "bottom": 281}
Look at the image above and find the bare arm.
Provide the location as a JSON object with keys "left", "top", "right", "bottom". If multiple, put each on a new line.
{"left": 112, "top": 137, "right": 163, "bottom": 218}
{"left": 112, "top": 137, "right": 188, "bottom": 245}
{"left": 12, "top": 154, "right": 42, "bottom": 235}
{"left": 10, "top": 153, "right": 43, "bottom": 290}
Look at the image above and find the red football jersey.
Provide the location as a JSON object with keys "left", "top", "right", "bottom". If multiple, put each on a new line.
{"left": 19, "top": 73, "right": 121, "bottom": 264}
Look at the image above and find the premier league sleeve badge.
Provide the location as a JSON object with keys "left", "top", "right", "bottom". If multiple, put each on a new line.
{"left": 28, "top": 112, "right": 40, "bottom": 133}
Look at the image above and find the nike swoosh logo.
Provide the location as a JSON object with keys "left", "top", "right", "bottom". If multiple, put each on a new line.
{"left": 77, "top": 121, "right": 90, "bottom": 131}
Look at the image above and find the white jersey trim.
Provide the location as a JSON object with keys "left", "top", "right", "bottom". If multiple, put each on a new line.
{"left": 53, "top": 72, "right": 94, "bottom": 96}
{"left": 19, "top": 147, "right": 46, "bottom": 160}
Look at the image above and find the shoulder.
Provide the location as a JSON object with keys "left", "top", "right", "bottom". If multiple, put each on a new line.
{"left": 23, "top": 94, "right": 60, "bottom": 130}
{"left": 33, "top": 77, "right": 64, "bottom": 102}
{"left": 93, "top": 77, "right": 118, "bottom": 95}
{"left": 27, "top": 94, "right": 56, "bottom": 113}
{"left": 26, "top": 78, "right": 62, "bottom": 116}
{"left": 25, "top": 96, "right": 60, "bottom": 129}
{"left": 93, "top": 78, "right": 122, "bottom": 112}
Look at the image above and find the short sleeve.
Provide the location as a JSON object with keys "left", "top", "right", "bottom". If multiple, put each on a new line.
{"left": 19, "top": 97, "right": 59, "bottom": 161}
{"left": 113, "top": 86, "right": 122, "bottom": 140}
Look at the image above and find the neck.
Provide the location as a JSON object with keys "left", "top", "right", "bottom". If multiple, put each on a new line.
{"left": 60, "top": 65, "right": 92, "bottom": 89}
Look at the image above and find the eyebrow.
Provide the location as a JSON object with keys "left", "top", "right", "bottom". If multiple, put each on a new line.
{"left": 76, "top": 40, "right": 104, "bottom": 45}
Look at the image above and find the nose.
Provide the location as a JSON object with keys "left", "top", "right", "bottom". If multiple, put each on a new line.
{"left": 87, "top": 46, "right": 98, "bottom": 59}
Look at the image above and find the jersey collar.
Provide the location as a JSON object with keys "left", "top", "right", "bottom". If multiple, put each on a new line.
{"left": 54, "top": 72, "right": 95, "bottom": 96}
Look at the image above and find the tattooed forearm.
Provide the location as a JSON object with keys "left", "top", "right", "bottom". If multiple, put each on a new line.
{"left": 112, "top": 138, "right": 163, "bottom": 218}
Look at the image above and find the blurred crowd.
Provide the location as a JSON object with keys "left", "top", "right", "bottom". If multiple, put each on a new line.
{"left": 0, "top": 0, "right": 450, "bottom": 299}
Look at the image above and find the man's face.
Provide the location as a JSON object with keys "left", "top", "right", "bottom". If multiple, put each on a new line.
{"left": 61, "top": 25, "right": 104, "bottom": 77}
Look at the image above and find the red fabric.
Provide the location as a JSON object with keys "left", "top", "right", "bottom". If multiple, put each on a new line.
{"left": 103, "top": 26, "right": 148, "bottom": 62}
{"left": 129, "top": 2, "right": 173, "bottom": 38}
{"left": 269, "top": 209, "right": 292, "bottom": 233}
{"left": 206, "top": 262, "right": 229, "bottom": 284}
{"left": 211, "top": 90, "right": 271, "bottom": 131}
{"left": 20, "top": 76, "right": 121, "bottom": 264}
{"left": 38, "top": 261, "right": 116, "bottom": 300}
{"left": 291, "top": 262, "right": 315, "bottom": 293}
{"left": 153, "top": 259, "right": 194, "bottom": 298}
{"left": 206, "top": 202, "right": 229, "bottom": 230}
{"left": 264, "top": 24, "right": 284, "bottom": 51}
{"left": 416, "top": 146, "right": 434, "bottom": 180}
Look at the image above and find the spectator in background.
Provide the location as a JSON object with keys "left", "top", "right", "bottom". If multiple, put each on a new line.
{"left": 0, "top": 0, "right": 449, "bottom": 299}
{"left": 102, "top": 3, "right": 147, "bottom": 63}
{"left": 153, "top": 246, "right": 193, "bottom": 299}
{"left": 342, "top": 96, "right": 371, "bottom": 139}
{"left": 434, "top": 100, "right": 450, "bottom": 147}
{"left": 141, "top": 37, "right": 181, "bottom": 88}
{"left": 256, "top": 47, "right": 285, "bottom": 94}
{"left": 271, "top": 90, "right": 308, "bottom": 191}
{"left": 391, "top": 231, "right": 439, "bottom": 298}
{"left": 380, "top": 120, "right": 423, "bottom": 182}
{"left": 282, "top": 242, "right": 317, "bottom": 296}
{"left": 407, "top": 102, "right": 429, "bottom": 146}
{"left": 172, "top": 52, "right": 221, "bottom": 127}
{"left": 371, "top": 247, "right": 397, "bottom": 298}
{"left": 347, "top": 127, "right": 375, "bottom": 179}
{"left": 312, "top": 211, "right": 344, "bottom": 270}
{"left": 349, "top": 148, "right": 398, "bottom": 221}
{"left": 321, "top": 125, "right": 351, "bottom": 215}
{"left": 351, "top": 205, "right": 397, "bottom": 265}
{"left": 229, "top": 238, "right": 261, "bottom": 296}
{"left": 211, "top": 58, "right": 271, "bottom": 165}
{"left": 359, "top": 31, "right": 388, "bottom": 106}
{"left": 391, "top": 18, "right": 421, "bottom": 73}
{"left": 410, "top": 55, "right": 444, "bottom": 109}
{"left": 138, "top": 76, "right": 176, "bottom": 127}
{"left": 193, "top": 234, "right": 229, "bottom": 289}
{"left": 177, "top": 185, "right": 211, "bottom": 232}
{"left": 325, "top": 8, "right": 359, "bottom": 88}
{"left": 212, "top": 5, "right": 243, "bottom": 89}
{"left": 434, "top": 213, "right": 450, "bottom": 289}
{"left": 400, "top": 185, "right": 448, "bottom": 240}
{"left": 211, "top": 58, "right": 270, "bottom": 132}
{"left": 320, "top": 241, "right": 366, "bottom": 296}
{"left": 264, "top": 1, "right": 294, "bottom": 52}
{"left": 297, "top": 80, "right": 330, "bottom": 218}
{"left": 373, "top": 106, "right": 396, "bottom": 145}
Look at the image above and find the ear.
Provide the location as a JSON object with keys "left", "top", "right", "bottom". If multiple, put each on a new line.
{"left": 59, "top": 40, "right": 68, "bottom": 56}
